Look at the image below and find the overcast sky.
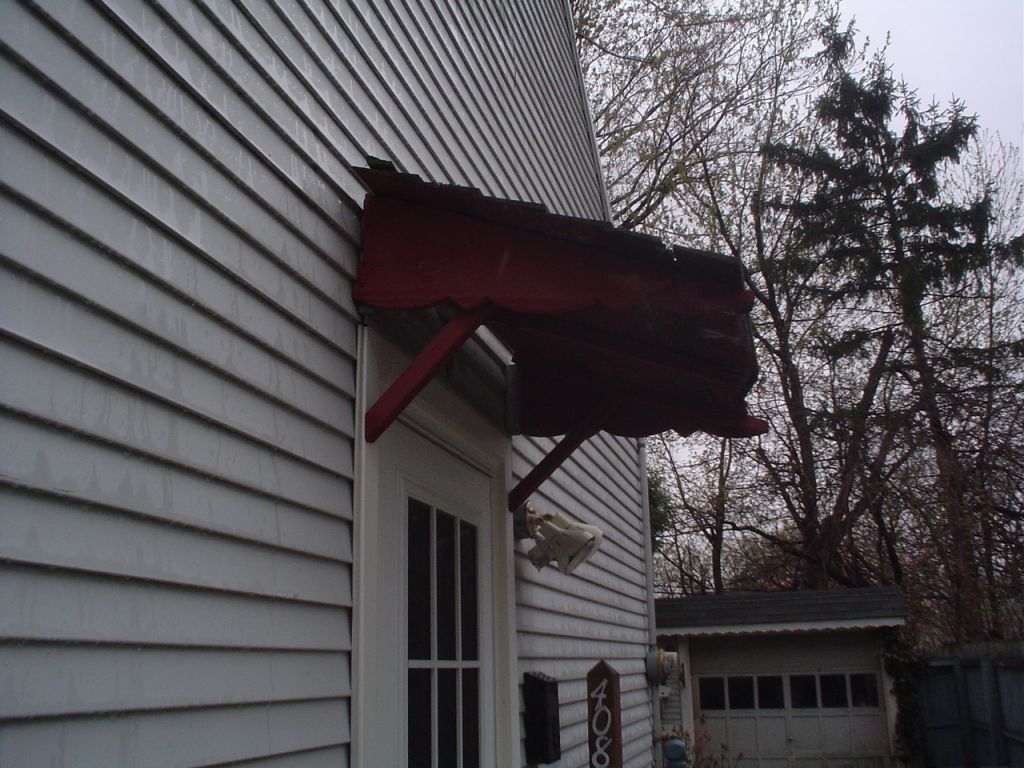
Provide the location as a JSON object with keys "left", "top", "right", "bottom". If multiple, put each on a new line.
{"left": 840, "top": 0, "right": 1024, "bottom": 149}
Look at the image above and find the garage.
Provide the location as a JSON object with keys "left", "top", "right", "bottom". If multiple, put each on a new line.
{"left": 656, "top": 588, "right": 906, "bottom": 767}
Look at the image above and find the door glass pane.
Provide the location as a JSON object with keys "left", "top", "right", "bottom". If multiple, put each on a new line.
{"left": 757, "top": 676, "right": 785, "bottom": 709}
{"left": 408, "top": 499, "right": 432, "bottom": 660}
{"left": 463, "top": 668, "right": 480, "bottom": 768}
{"left": 438, "top": 669, "right": 458, "bottom": 767}
{"left": 728, "top": 677, "right": 755, "bottom": 709}
{"left": 460, "top": 521, "right": 479, "bottom": 661}
{"left": 850, "top": 673, "right": 880, "bottom": 706}
{"left": 408, "top": 669, "right": 432, "bottom": 768}
{"left": 820, "top": 674, "right": 848, "bottom": 707}
{"left": 699, "top": 677, "right": 726, "bottom": 710}
{"left": 790, "top": 675, "right": 818, "bottom": 708}
{"left": 436, "top": 510, "right": 457, "bottom": 660}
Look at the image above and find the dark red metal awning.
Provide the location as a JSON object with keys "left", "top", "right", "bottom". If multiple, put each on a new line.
{"left": 352, "top": 167, "right": 767, "bottom": 509}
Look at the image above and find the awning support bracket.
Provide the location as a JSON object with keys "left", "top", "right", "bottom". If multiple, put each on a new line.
{"left": 365, "top": 300, "right": 495, "bottom": 443}
{"left": 507, "top": 404, "right": 609, "bottom": 511}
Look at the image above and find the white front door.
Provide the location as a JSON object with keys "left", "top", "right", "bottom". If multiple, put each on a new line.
{"left": 365, "top": 421, "right": 496, "bottom": 768}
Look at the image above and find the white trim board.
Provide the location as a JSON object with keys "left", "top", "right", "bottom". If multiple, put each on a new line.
{"left": 659, "top": 616, "right": 906, "bottom": 638}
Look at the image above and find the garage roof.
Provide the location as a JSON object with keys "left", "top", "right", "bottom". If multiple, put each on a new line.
{"left": 656, "top": 587, "right": 906, "bottom": 636}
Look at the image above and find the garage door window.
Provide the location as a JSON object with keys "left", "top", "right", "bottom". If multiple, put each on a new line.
{"left": 820, "top": 674, "right": 848, "bottom": 708}
{"left": 701, "top": 672, "right": 881, "bottom": 712}
{"left": 757, "top": 676, "right": 784, "bottom": 709}
{"left": 699, "top": 677, "right": 726, "bottom": 710}
{"left": 790, "top": 675, "right": 818, "bottom": 708}
{"left": 700, "top": 675, "right": 787, "bottom": 710}
{"left": 850, "top": 673, "right": 880, "bottom": 706}
{"left": 727, "top": 677, "right": 755, "bottom": 709}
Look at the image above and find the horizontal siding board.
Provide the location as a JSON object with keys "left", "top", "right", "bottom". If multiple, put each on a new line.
{"left": 0, "top": 197, "right": 353, "bottom": 433}
{"left": 0, "top": 8, "right": 355, "bottom": 288}
{"left": 0, "top": 281, "right": 353, "bottom": 473}
{"left": 515, "top": 606, "right": 648, "bottom": 645}
{"left": 516, "top": 554, "right": 647, "bottom": 607}
{"left": 506, "top": 0, "right": 603, "bottom": 214}
{"left": 511, "top": 457, "right": 643, "bottom": 553}
{"left": 2, "top": 645, "right": 349, "bottom": 719}
{"left": 352, "top": 0, "right": 516, "bottom": 196}
{"left": 514, "top": 436, "right": 644, "bottom": 533}
{"left": 84, "top": 0, "right": 368, "bottom": 209}
{"left": 1, "top": 1, "right": 626, "bottom": 766}
{"left": 0, "top": 700, "right": 349, "bottom": 767}
{"left": 556, "top": 718, "right": 654, "bottom": 767}
{"left": 1, "top": 490, "right": 351, "bottom": 604}
{"left": 0, "top": 117, "right": 355, "bottom": 354}
{"left": 516, "top": 579, "right": 647, "bottom": 623}
{"left": 0, "top": 416, "right": 353, "bottom": 554}
{"left": 261, "top": 0, "right": 484, "bottom": 189}
{"left": 514, "top": 437, "right": 642, "bottom": 529}
{"left": 21, "top": 0, "right": 364, "bottom": 234}
{"left": 0, "top": 334, "right": 349, "bottom": 518}
{"left": 592, "top": 432, "right": 644, "bottom": 492}
{"left": 436, "top": 0, "right": 591, "bottom": 214}
{"left": 515, "top": 656, "right": 645, "bottom": 681}
{"left": 516, "top": 632, "right": 652, "bottom": 662}
{"left": 477, "top": 0, "right": 588, "bottom": 216}
{"left": 519, "top": 676, "right": 651, "bottom": 712}
{"left": 516, "top": 565, "right": 643, "bottom": 618}
{"left": 0, "top": 20, "right": 360, "bottom": 328}
{"left": 511, "top": 348, "right": 652, "bottom": 760}
{"left": 535, "top": 0, "right": 608, "bottom": 199}
{"left": 522, "top": 511, "right": 645, "bottom": 585}
{"left": 143, "top": 0, "right": 397, "bottom": 181}
{"left": 548, "top": 692, "right": 652, "bottom": 733}
{"left": 410, "top": 0, "right": 547, "bottom": 204}
{"left": 0, "top": 172, "right": 354, "bottom": 398}
{"left": 191, "top": 0, "right": 449, "bottom": 182}
{"left": 0, "top": 565, "right": 350, "bottom": 649}
{"left": 390, "top": 0, "right": 533, "bottom": 196}
{"left": 218, "top": 746, "right": 350, "bottom": 767}
{"left": 490, "top": 2, "right": 595, "bottom": 217}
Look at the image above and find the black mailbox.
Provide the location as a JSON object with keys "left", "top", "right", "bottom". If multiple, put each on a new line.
{"left": 523, "top": 672, "right": 561, "bottom": 764}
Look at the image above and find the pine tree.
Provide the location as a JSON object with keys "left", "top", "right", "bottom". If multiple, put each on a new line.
{"left": 763, "top": 19, "right": 1000, "bottom": 640}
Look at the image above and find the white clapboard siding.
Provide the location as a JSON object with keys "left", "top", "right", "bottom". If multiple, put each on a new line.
{"left": 514, "top": 431, "right": 655, "bottom": 768}
{"left": 0, "top": 701, "right": 350, "bottom": 768}
{"left": 1, "top": 0, "right": 619, "bottom": 765}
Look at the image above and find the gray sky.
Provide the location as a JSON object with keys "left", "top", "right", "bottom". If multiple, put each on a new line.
{"left": 840, "top": 0, "right": 1024, "bottom": 148}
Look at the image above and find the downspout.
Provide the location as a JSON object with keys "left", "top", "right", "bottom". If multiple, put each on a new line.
{"left": 639, "top": 440, "right": 662, "bottom": 762}
{"left": 351, "top": 323, "right": 369, "bottom": 768}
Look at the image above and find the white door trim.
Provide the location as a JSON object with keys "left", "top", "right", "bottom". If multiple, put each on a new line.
{"left": 352, "top": 326, "right": 519, "bottom": 768}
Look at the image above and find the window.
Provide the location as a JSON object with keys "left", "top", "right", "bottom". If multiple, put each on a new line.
{"left": 728, "top": 677, "right": 755, "bottom": 710}
{"left": 850, "top": 673, "right": 880, "bottom": 707}
{"left": 790, "top": 675, "right": 818, "bottom": 708}
{"left": 757, "top": 676, "right": 785, "bottom": 709}
{"left": 820, "top": 674, "right": 848, "bottom": 708}
{"left": 407, "top": 500, "right": 480, "bottom": 768}
{"left": 699, "top": 677, "right": 726, "bottom": 710}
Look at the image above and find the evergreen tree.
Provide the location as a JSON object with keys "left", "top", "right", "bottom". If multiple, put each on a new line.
{"left": 763, "top": 19, "right": 1008, "bottom": 640}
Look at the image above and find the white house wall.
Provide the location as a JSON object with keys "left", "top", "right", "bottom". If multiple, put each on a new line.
{"left": 0, "top": 0, "right": 645, "bottom": 766}
{"left": 513, "top": 431, "right": 654, "bottom": 767}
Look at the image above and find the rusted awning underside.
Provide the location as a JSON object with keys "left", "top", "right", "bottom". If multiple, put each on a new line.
{"left": 352, "top": 167, "right": 767, "bottom": 509}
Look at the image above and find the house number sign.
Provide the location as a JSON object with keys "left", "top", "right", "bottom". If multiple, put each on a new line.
{"left": 586, "top": 661, "right": 623, "bottom": 768}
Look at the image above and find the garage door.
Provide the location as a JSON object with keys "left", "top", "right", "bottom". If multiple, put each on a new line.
{"left": 696, "top": 672, "right": 890, "bottom": 768}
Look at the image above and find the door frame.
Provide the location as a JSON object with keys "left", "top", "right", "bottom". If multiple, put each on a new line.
{"left": 352, "top": 325, "right": 519, "bottom": 767}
